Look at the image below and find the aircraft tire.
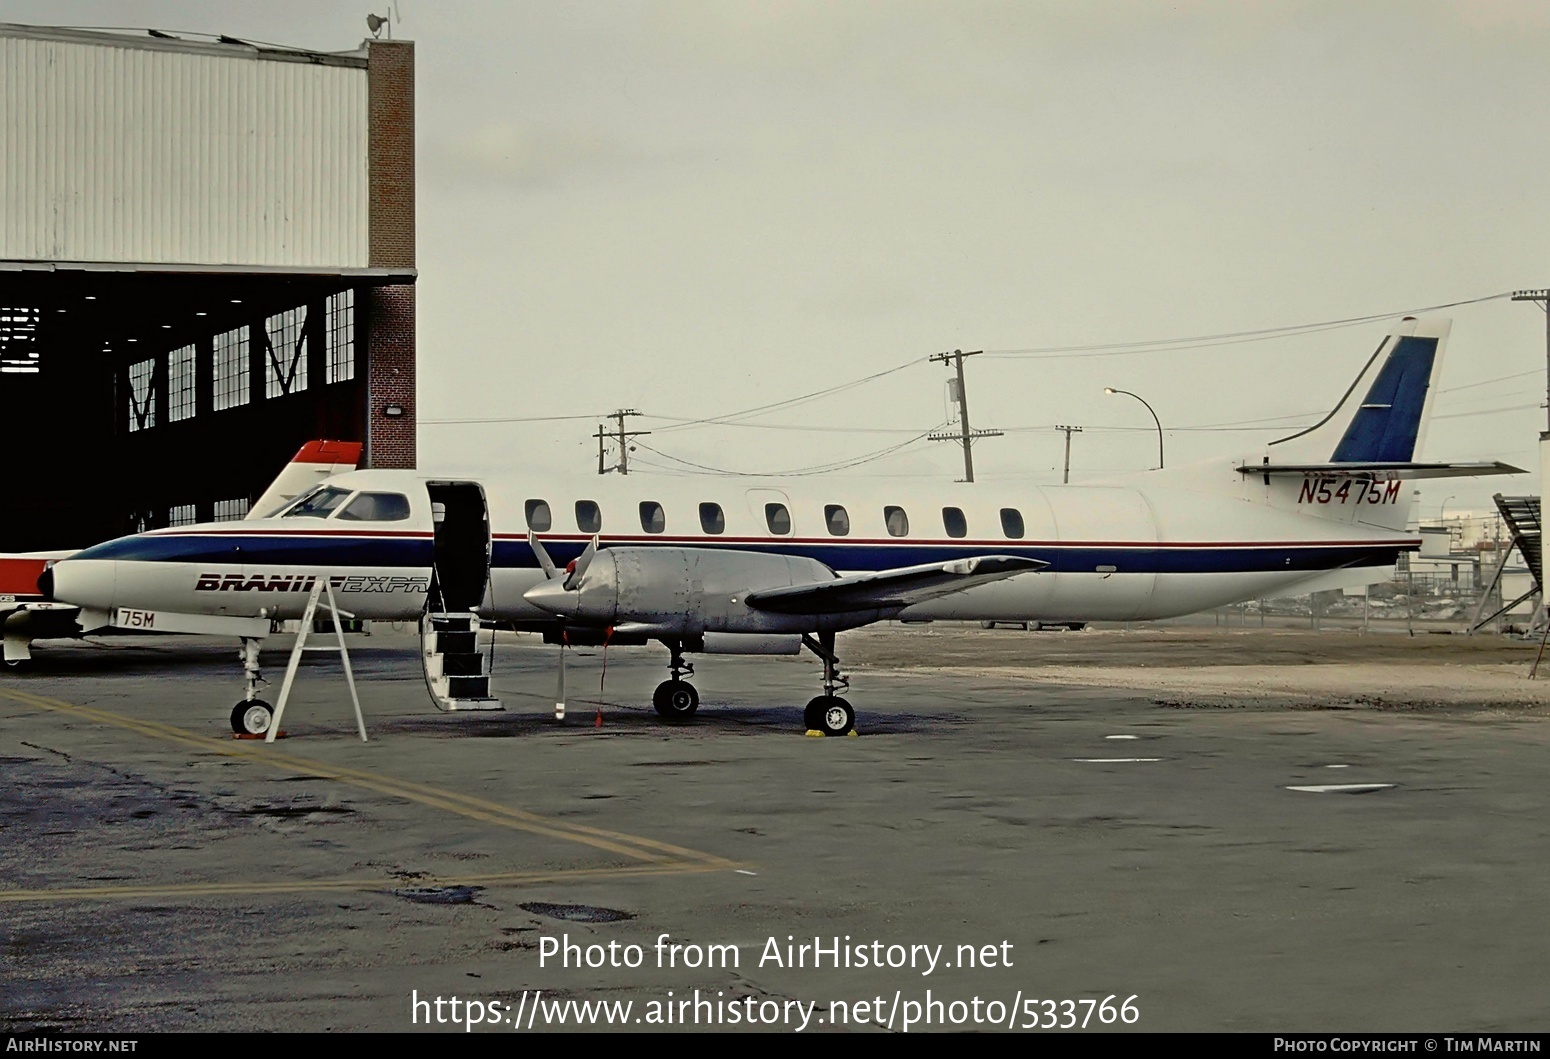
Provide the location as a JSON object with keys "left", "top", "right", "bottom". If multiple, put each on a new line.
{"left": 231, "top": 699, "right": 274, "bottom": 736}
{"left": 805, "top": 695, "right": 854, "bottom": 736}
{"left": 653, "top": 680, "right": 698, "bottom": 720}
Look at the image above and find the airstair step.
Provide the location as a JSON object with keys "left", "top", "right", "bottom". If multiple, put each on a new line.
{"left": 433, "top": 630, "right": 478, "bottom": 654}
{"left": 444, "top": 674, "right": 491, "bottom": 699}
{"left": 438, "top": 652, "right": 486, "bottom": 676}
{"left": 440, "top": 697, "right": 504, "bottom": 712}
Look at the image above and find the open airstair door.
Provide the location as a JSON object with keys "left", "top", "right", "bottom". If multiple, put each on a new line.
{"left": 422, "top": 482, "right": 501, "bottom": 712}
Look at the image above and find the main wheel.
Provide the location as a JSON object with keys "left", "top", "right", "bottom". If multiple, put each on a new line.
{"left": 804, "top": 695, "right": 855, "bottom": 736}
{"left": 231, "top": 699, "right": 274, "bottom": 736}
{"left": 652, "top": 680, "right": 699, "bottom": 720}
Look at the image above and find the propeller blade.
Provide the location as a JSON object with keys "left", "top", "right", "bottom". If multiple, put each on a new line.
{"left": 564, "top": 535, "right": 600, "bottom": 590}
{"left": 528, "top": 530, "right": 557, "bottom": 579}
{"left": 554, "top": 643, "right": 567, "bottom": 722}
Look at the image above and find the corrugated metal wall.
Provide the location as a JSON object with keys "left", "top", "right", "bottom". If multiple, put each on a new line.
{"left": 0, "top": 34, "right": 370, "bottom": 267}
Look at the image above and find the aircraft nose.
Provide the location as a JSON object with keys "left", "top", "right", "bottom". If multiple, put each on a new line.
{"left": 48, "top": 558, "right": 119, "bottom": 612}
{"left": 523, "top": 576, "right": 576, "bottom": 617}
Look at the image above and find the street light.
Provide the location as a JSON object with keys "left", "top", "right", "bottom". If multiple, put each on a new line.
{"left": 1104, "top": 387, "right": 1164, "bottom": 470}
{"left": 1440, "top": 495, "right": 1456, "bottom": 524}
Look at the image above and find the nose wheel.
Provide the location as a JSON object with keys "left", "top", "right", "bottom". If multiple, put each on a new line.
{"left": 231, "top": 699, "right": 275, "bottom": 736}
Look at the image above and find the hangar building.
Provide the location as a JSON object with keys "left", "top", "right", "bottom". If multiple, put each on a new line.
{"left": 0, "top": 23, "right": 416, "bottom": 551}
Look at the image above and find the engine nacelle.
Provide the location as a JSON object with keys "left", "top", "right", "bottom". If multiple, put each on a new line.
{"left": 525, "top": 548, "right": 839, "bottom": 636}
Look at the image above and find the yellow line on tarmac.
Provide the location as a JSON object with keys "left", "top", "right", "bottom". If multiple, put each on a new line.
{"left": 0, "top": 861, "right": 730, "bottom": 905}
{"left": 0, "top": 687, "right": 737, "bottom": 871}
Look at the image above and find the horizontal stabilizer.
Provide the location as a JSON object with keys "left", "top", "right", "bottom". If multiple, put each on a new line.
{"left": 1236, "top": 461, "right": 1525, "bottom": 481}
{"left": 746, "top": 555, "right": 1046, "bottom": 615}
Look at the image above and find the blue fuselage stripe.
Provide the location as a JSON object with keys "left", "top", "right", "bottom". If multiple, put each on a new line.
{"left": 73, "top": 533, "right": 1402, "bottom": 576}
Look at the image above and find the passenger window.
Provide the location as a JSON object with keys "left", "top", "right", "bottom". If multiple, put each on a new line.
{"left": 824, "top": 504, "right": 850, "bottom": 536}
{"left": 337, "top": 492, "right": 411, "bottom": 522}
{"left": 884, "top": 505, "right": 909, "bottom": 537}
{"left": 640, "top": 500, "right": 666, "bottom": 534}
{"left": 525, "top": 499, "right": 552, "bottom": 532}
{"left": 765, "top": 503, "right": 791, "bottom": 535}
{"left": 942, "top": 506, "right": 967, "bottom": 538}
{"left": 575, "top": 500, "right": 602, "bottom": 534}
{"left": 699, "top": 502, "right": 725, "bottom": 535}
{"left": 282, "top": 486, "right": 351, "bottom": 519}
{"left": 1000, "top": 507, "right": 1025, "bottom": 539}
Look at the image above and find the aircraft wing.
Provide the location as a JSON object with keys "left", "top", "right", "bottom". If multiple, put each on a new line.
{"left": 744, "top": 555, "right": 1046, "bottom": 615}
{"left": 1236, "top": 461, "right": 1524, "bottom": 480}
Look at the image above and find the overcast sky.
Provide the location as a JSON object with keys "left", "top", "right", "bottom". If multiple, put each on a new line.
{"left": 8, "top": 1, "right": 1549, "bottom": 524}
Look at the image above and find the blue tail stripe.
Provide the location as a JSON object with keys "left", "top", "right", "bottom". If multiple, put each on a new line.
{"left": 1331, "top": 335, "right": 1437, "bottom": 463}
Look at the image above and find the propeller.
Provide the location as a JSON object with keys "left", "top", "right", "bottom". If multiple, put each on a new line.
{"left": 525, "top": 533, "right": 599, "bottom": 723}
{"left": 527, "top": 530, "right": 557, "bottom": 579}
{"left": 565, "top": 535, "right": 600, "bottom": 590}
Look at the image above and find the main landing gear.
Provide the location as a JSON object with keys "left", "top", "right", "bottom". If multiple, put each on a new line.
{"left": 801, "top": 631, "right": 854, "bottom": 737}
{"left": 230, "top": 636, "right": 274, "bottom": 736}
{"left": 653, "top": 641, "right": 699, "bottom": 720}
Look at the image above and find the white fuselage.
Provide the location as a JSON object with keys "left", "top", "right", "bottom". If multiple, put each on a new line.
{"left": 49, "top": 455, "right": 1415, "bottom": 633}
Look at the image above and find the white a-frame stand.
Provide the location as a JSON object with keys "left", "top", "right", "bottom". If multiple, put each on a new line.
{"left": 265, "top": 578, "right": 367, "bottom": 743}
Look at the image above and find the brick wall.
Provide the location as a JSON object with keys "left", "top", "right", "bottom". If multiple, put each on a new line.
{"left": 366, "top": 38, "right": 416, "bottom": 469}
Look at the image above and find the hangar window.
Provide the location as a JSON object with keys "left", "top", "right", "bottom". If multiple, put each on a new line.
{"left": 213, "top": 498, "right": 249, "bottom": 522}
{"left": 640, "top": 501, "right": 666, "bottom": 534}
{"left": 264, "top": 307, "right": 309, "bottom": 397}
{"left": 282, "top": 486, "right": 351, "bottom": 519}
{"left": 1000, "top": 508, "right": 1025, "bottom": 539}
{"left": 213, "top": 327, "right": 250, "bottom": 410}
{"left": 168, "top": 344, "right": 197, "bottom": 422}
{"left": 699, "top": 502, "right": 725, "bottom": 535}
{"left": 765, "top": 503, "right": 792, "bottom": 536}
{"left": 942, "top": 507, "right": 967, "bottom": 539}
{"left": 884, "top": 506, "right": 910, "bottom": 537}
{"left": 825, "top": 504, "right": 850, "bottom": 536}
{"left": 326, "top": 290, "right": 355, "bottom": 383}
{"left": 168, "top": 504, "right": 197, "bottom": 526}
{"left": 0, "top": 306, "right": 40, "bottom": 373}
{"left": 126, "top": 358, "right": 157, "bottom": 432}
{"left": 338, "top": 492, "right": 411, "bottom": 522}
{"left": 525, "top": 499, "right": 552, "bottom": 532}
{"left": 576, "top": 500, "right": 602, "bottom": 534}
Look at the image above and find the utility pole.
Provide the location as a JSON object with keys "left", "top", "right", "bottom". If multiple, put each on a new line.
{"left": 1514, "top": 288, "right": 1550, "bottom": 604}
{"left": 927, "top": 349, "right": 1002, "bottom": 483}
{"left": 594, "top": 409, "right": 650, "bottom": 475}
{"left": 1512, "top": 289, "right": 1550, "bottom": 434}
{"left": 1055, "top": 424, "right": 1083, "bottom": 484}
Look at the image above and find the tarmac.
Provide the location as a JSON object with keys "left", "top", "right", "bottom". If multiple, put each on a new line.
{"left": 2, "top": 623, "right": 1548, "bottom": 1033}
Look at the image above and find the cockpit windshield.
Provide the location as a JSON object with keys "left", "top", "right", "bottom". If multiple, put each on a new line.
{"left": 281, "top": 486, "right": 353, "bottom": 519}
{"left": 337, "top": 492, "right": 412, "bottom": 522}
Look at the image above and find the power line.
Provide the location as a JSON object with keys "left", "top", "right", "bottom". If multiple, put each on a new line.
{"left": 980, "top": 292, "right": 1514, "bottom": 360}
{"left": 631, "top": 431, "right": 937, "bottom": 478}
{"left": 649, "top": 357, "right": 928, "bottom": 433}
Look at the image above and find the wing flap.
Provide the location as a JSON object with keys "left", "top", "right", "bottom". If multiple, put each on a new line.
{"left": 745, "top": 555, "right": 1046, "bottom": 615}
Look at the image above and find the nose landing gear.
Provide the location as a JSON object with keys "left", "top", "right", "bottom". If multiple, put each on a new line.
{"left": 230, "top": 636, "right": 274, "bottom": 736}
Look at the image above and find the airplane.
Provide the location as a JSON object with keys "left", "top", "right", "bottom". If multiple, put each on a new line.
{"left": 10, "top": 317, "right": 1524, "bottom": 737}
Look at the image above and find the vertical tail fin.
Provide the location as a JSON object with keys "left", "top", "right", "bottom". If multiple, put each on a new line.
{"left": 247, "top": 440, "right": 364, "bottom": 519}
{"left": 1268, "top": 317, "right": 1450, "bottom": 464}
